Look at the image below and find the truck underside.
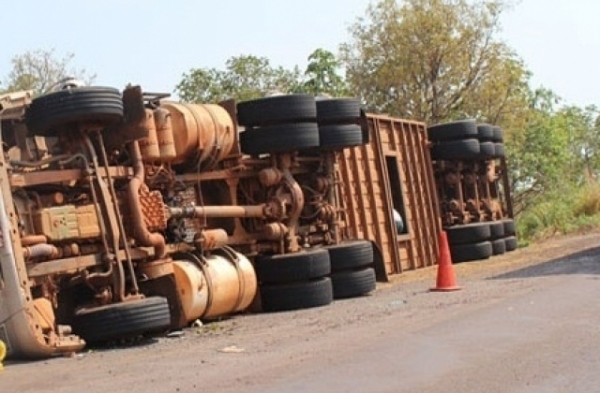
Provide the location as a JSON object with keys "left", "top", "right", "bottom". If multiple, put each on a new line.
{"left": 0, "top": 87, "right": 372, "bottom": 358}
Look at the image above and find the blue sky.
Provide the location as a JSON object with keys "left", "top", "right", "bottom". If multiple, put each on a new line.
{"left": 0, "top": 0, "right": 598, "bottom": 107}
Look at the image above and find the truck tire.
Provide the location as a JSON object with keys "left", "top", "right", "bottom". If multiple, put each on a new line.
{"left": 331, "top": 268, "right": 376, "bottom": 299}
{"left": 72, "top": 297, "right": 171, "bottom": 343}
{"left": 489, "top": 221, "right": 505, "bottom": 240}
{"left": 477, "top": 124, "right": 494, "bottom": 141}
{"left": 316, "top": 98, "right": 361, "bottom": 124}
{"left": 260, "top": 277, "right": 333, "bottom": 312}
{"left": 450, "top": 241, "right": 493, "bottom": 263}
{"left": 494, "top": 143, "right": 505, "bottom": 158}
{"left": 319, "top": 124, "right": 364, "bottom": 149}
{"left": 503, "top": 219, "right": 516, "bottom": 236}
{"left": 492, "top": 238, "right": 506, "bottom": 255}
{"left": 427, "top": 119, "right": 478, "bottom": 142}
{"left": 254, "top": 249, "right": 331, "bottom": 284}
{"left": 492, "top": 126, "right": 504, "bottom": 142}
{"left": 446, "top": 222, "right": 491, "bottom": 245}
{"left": 239, "top": 122, "right": 319, "bottom": 155}
{"left": 505, "top": 236, "right": 518, "bottom": 252}
{"left": 325, "top": 240, "right": 374, "bottom": 272}
{"left": 431, "top": 139, "right": 480, "bottom": 160}
{"left": 237, "top": 95, "right": 316, "bottom": 126}
{"left": 479, "top": 141, "right": 495, "bottom": 158}
{"left": 26, "top": 87, "right": 124, "bottom": 136}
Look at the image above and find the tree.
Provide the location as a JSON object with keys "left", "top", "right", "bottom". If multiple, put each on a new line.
{"left": 175, "top": 55, "right": 301, "bottom": 103}
{"left": 506, "top": 88, "right": 575, "bottom": 214}
{"left": 3, "top": 49, "right": 95, "bottom": 96}
{"left": 559, "top": 105, "right": 600, "bottom": 182}
{"left": 340, "top": 0, "right": 527, "bottom": 124}
{"left": 294, "top": 49, "right": 349, "bottom": 96}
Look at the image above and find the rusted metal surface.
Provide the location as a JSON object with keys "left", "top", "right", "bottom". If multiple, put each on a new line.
{"left": 196, "top": 229, "right": 229, "bottom": 250}
{"left": 139, "top": 109, "right": 160, "bottom": 160}
{"left": 0, "top": 90, "right": 33, "bottom": 120}
{"left": 171, "top": 249, "right": 257, "bottom": 322}
{"left": 337, "top": 114, "right": 441, "bottom": 278}
{"left": 168, "top": 205, "right": 268, "bottom": 219}
{"left": 435, "top": 157, "right": 510, "bottom": 226}
{"left": 9, "top": 166, "right": 132, "bottom": 188}
{"left": 500, "top": 157, "right": 514, "bottom": 218}
{"left": 26, "top": 253, "right": 104, "bottom": 278}
{"left": 128, "top": 142, "right": 167, "bottom": 258}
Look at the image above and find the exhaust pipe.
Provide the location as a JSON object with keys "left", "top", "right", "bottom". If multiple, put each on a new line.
{"left": 128, "top": 141, "right": 166, "bottom": 258}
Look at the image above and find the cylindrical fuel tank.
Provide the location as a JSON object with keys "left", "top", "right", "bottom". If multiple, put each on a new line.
{"left": 172, "top": 249, "right": 257, "bottom": 323}
{"left": 172, "top": 260, "right": 209, "bottom": 323}
{"left": 160, "top": 102, "right": 236, "bottom": 168}
{"left": 202, "top": 250, "right": 257, "bottom": 319}
{"left": 139, "top": 109, "right": 160, "bottom": 161}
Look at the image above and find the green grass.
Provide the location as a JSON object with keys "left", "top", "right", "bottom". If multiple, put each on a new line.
{"left": 517, "top": 182, "right": 600, "bottom": 242}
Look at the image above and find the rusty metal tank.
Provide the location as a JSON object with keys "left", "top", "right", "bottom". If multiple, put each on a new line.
{"left": 154, "top": 107, "right": 177, "bottom": 160}
{"left": 172, "top": 260, "right": 209, "bottom": 323}
{"left": 139, "top": 109, "right": 160, "bottom": 161}
{"left": 160, "top": 102, "right": 236, "bottom": 168}
{"left": 172, "top": 248, "right": 257, "bottom": 322}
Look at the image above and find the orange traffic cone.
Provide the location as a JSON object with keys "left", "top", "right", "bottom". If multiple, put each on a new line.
{"left": 430, "top": 230, "right": 462, "bottom": 292}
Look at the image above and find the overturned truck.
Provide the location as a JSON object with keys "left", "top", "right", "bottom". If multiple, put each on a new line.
{"left": 0, "top": 87, "right": 376, "bottom": 358}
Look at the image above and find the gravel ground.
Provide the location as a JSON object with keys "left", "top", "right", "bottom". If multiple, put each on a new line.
{"left": 3, "top": 231, "right": 600, "bottom": 392}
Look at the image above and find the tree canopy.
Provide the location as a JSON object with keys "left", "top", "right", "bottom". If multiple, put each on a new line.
{"left": 296, "top": 49, "right": 349, "bottom": 96}
{"left": 341, "top": 0, "right": 527, "bottom": 125}
{"left": 175, "top": 49, "right": 348, "bottom": 103}
{"left": 2, "top": 49, "right": 94, "bottom": 96}
{"left": 175, "top": 55, "right": 301, "bottom": 103}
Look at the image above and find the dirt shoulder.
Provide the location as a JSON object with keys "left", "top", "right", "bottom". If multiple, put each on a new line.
{"left": 3, "top": 231, "right": 600, "bottom": 393}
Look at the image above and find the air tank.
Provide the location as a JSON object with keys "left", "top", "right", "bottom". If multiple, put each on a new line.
{"left": 160, "top": 102, "right": 236, "bottom": 169}
{"left": 139, "top": 109, "right": 160, "bottom": 161}
{"left": 154, "top": 107, "right": 177, "bottom": 160}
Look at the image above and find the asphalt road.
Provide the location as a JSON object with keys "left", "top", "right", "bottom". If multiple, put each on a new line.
{"left": 254, "top": 273, "right": 600, "bottom": 393}
{"left": 3, "top": 234, "right": 600, "bottom": 393}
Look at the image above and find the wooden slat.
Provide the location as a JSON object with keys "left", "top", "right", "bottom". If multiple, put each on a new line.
{"left": 415, "top": 124, "right": 441, "bottom": 266}
{"left": 395, "top": 122, "right": 421, "bottom": 270}
{"left": 365, "top": 119, "right": 396, "bottom": 273}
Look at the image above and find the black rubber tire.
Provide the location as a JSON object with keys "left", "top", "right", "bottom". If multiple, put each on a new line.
{"left": 316, "top": 98, "right": 362, "bottom": 123}
{"left": 431, "top": 139, "right": 480, "bottom": 160}
{"left": 26, "top": 87, "right": 124, "bottom": 135}
{"left": 494, "top": 143, "right": 505, "bottom": 158}
{"left": 237, "top": 95, "right": 316, "bottom": 126}
{"left": 477, "top": 124, "right": 494, "bottom": 141}
{"left": 240, "top": 122, "right": 319, "bottom": 155}
{"left": 479, "top": 141, "right": 495, "bottom": 158}
{"left": 319, "top": 124, "right": 364, "bottom": 149}
{"left": 505, "top": 236, "right": 518, "bottom": 252}
{"left": 326, "top": 240, "right": 374, "bottom": 272}
{"left": 492, "top": 238, "right": 506, "bottom": 255}
{"left": 489, "top": 221, "right": 505, "bottom": 240}
{"left": 450, "top": 241, "right": 493, "bottom": 263}
{"left": 72, "top": 297, "right": 171, "bottom": 343}
{"left": 260, "top": 277, "right": 333, "bottom": 312}
{"left": 446, "top": 222, "right": 491, "bottom": 245}
{"left": 503, "top": 219, "right": 516, "bottom": 236}
{"left": 254, "top": 249, "right": 331, "bottom": 284}
{"left": 427, "top": 119, "right": 478, "bottom": 142}
{"left": 492, "top": 126, "right": 504, "bottom": 142}
{"left": 331, "top": 268, "right": 376, "bottom": 299}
